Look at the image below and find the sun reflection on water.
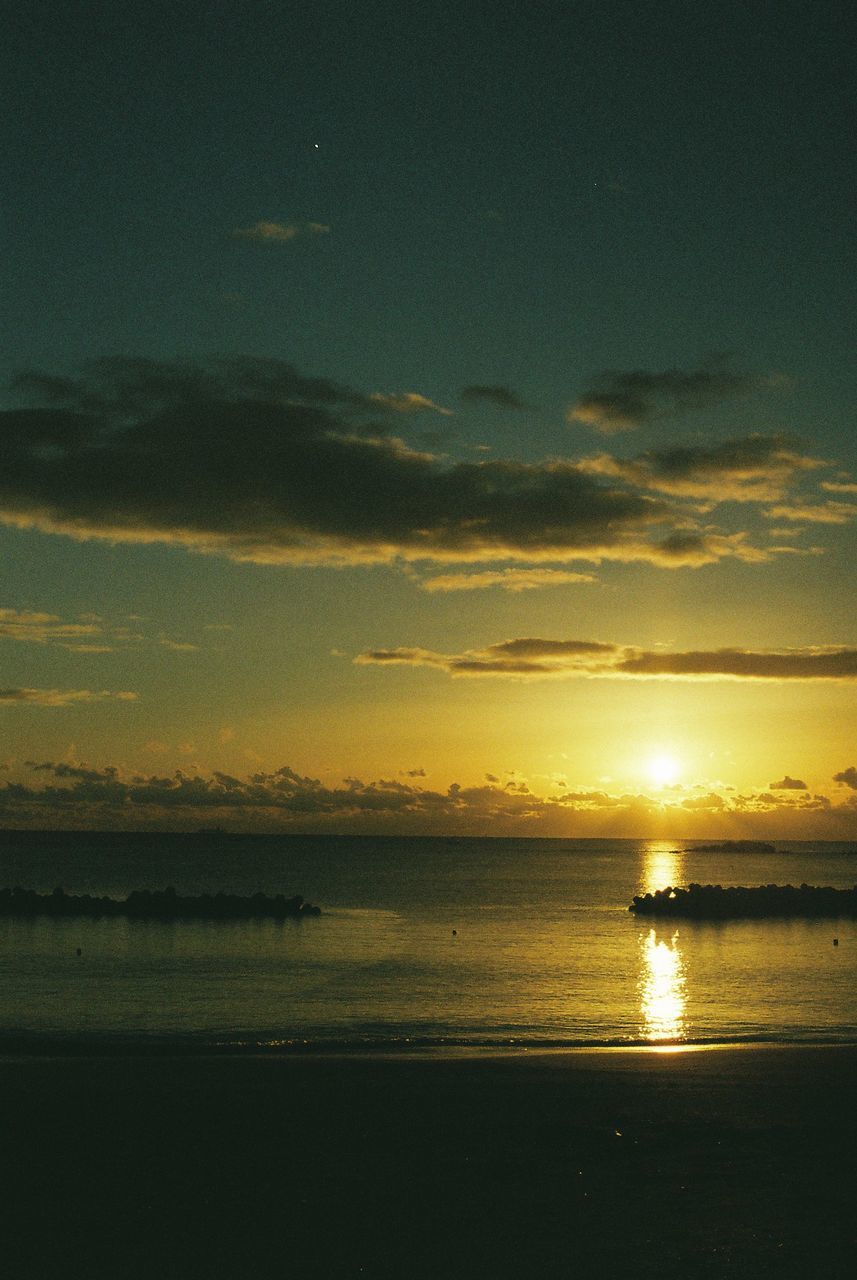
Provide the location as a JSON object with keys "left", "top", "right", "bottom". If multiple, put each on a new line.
{"left": 640, "top": 839, "right": 686, "bottom": 897}
{"left": 640, "top": 928, "right": 686, "bottom": 1041}
{"left": 638, "top": 841, "right": 687, "bottom": 1042}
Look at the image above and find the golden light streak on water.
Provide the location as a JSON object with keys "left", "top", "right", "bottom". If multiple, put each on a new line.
{"left": 638, "top": 841, "right": 687, "bottom": 1042}
{"left": 640, "top": 839, "right": 686, "bottom": 897}
{"left": 639, "top": 927, "right": 686, "bottom": 1042}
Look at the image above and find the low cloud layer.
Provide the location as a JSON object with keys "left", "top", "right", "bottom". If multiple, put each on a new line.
{"left": 0, "top": 761, "right": 605, "bottom": 822}
{"left": 0, "top": 687, "right": 137, "bottom": 707}
{"left": 567, "top": 360, "right": 777, "bottom": 433}
{"left": 0, "top": 606, "right": 211, "bottom": 655}
{"left": 419, "top": 569, "right": 596, "bottom": 592}
{"left": 1, "top": 759, "right": 853, "bottom": 834}
{"left": 3, "top": 356, "right": 772, "bottom": 571}
{"left": 0, "top": 608, "right": 102, "bottom": 647}
{"left": 357, "top": 638, "right": 857, "bottom": 681}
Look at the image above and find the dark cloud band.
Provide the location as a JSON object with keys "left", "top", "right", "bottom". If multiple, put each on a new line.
{"left": 460, "top": 385, "right": 527, "bottom": 410}
{"left": 568, "top": 358, "right": 780, "bottom": 432}
{"left": 0, "top": 759, "right": 847, "bottom": 829}
{"left": 2, "top": 357, "right": 751, "bottom": 570}
{"left": 356, "top": 639, "right": 857, "bottom": 681}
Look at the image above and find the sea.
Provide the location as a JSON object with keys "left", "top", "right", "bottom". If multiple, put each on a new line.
{"left": 1, "top": 831, "right": 856, "bottom": 1053}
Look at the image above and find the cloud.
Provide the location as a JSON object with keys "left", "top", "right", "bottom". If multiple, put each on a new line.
{"left": 356, "top": 638, "right": 857, "bottom": 681}
{"left": 614, "top": 647, "right": 857, "bottom": 680}
{"left": 0, "top": 608, "right": 102, "bottom": 646}
{"left": 356, "top": 638, "right": 620, "bottom": 678}
{"left": 764, "top": 500, "right": 857, "bottom": 525}
{"left": 11, "top": 355, "right": 370, "bottom": 416}
{"left": 732, "top": 790, "right": 832, "bottom": 813}
{"left": 821, "top": 480, "right": 857, "bottom": 495}
{"left": 578, "top": 436, "right": 823, "bottom": 503}
{"left": 3, "top": 759, "right": 851, "bottom": 835}
{"left": 460, "top": 385, "right": 527, "bottom": 410}
{"left": 567, "top": 359, "right": 775, "bottom": 433}
{"left": 419, "top": 568, "right": 596, "bottom": 592}
{"left": 769, "top": 776, "right": 808, "bottom": 790}
{"left": 635, "top": 530, "right": 773, "bottom": 566}
{"left": 355, "top": 646, "right": 451, "bottom": 669}
{"left": 488, "top": 638, "right": 617, "bottom": 658}
{"left": 368, "top": 392, "right": 453, "bottom": 416}
{"left": 4, "top": 356, "right": 770, "bottom": 571}
{"left": 763, "top": 543, "right": 825, "bottom": 558}
{"left": 0, "top": 688, "right": 138, "bottom": 707}
{"left": 0, "top": 606, "right": 205, "bottom": 654}
{"left": 231, "top": 220, "right": 329, "bottom": 242}
{"left": 833, "top": 767, "right": 857, "bottom": 790}
{"left": 681, "top": 791, "right": 727, "bottom": 811}
{"left": 27, "top": 760, "right": 120, "bottom": 782}
{"left": 0, "top": 759, "right": 677, "bottom": 826}
{"left": 2, "top": 760, "right": 588, "bottom": 821}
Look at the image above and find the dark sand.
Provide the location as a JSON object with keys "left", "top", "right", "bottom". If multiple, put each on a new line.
{"left": 2, "top": 1046, "right": 856, "bottom": 1278}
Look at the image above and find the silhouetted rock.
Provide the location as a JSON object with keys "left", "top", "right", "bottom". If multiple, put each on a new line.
{"left": 629, "top": 883, "right": 857, "bottom": 919}
{"left": 689, "top": 841, "right": 777, "bottom": 853}
{"left": 0, "top": 885, "right": 321, "bottom": 920}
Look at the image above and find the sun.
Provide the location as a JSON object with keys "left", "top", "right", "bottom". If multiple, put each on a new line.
{"left": 647, "top": 753, "right": 681, "bottom": 787}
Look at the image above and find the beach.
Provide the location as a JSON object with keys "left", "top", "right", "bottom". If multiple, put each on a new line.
{"left": 3, "top": 1045, "right": 856, "bottom": 1278}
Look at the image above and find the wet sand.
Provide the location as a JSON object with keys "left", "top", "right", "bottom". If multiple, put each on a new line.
{"left": 2, "top": 1045, "right": 856, "bottom": 1278}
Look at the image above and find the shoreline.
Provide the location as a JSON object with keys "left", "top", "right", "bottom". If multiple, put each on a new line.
{"left": 3, "top": 1034, "right": 857, "bottom": 1062}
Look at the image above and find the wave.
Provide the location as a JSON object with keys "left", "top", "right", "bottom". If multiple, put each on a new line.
{"left": 3, "top": 1026, "right": 857, "bottom": 1058}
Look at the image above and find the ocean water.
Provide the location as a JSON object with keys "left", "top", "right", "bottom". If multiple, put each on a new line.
{"left": 1, "top": 831, "right": 856, "bottom": 1052}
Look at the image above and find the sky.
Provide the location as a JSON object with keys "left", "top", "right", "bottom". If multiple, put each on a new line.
{"left": 2, "top": 0, "right": 856, "bottom": 836}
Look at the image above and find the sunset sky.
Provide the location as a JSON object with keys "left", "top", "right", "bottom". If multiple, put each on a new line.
{"left": 2, "top": 0, "right": 856, "bottom": 835}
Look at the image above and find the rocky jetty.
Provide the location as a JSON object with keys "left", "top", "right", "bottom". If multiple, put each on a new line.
{"left": 689, "top": 841, "right": 777, "bottom": 854}
{"left": 630, "top": 883, "right": 857, "bottom": 919}
{"left": 0, "top": 886, "right": 321, "bottom": 920}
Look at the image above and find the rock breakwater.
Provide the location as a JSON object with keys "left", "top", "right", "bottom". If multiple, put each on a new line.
{"left": 630, "top": 883, "right": 857, "bottom": 919}
{"left": 0, "top": 886, "right": 321, "bottom": 920}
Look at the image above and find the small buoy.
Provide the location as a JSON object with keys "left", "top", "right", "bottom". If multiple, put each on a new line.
{"left": 833, "top": 938, "right": 839, "bottom": 946}
{"left": 452, "top": 929, "right": 457, "bottom": 936}
{"left": 75, "top": 947, "right": 82, "bottom": 957}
